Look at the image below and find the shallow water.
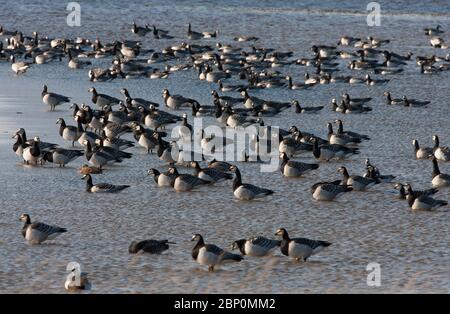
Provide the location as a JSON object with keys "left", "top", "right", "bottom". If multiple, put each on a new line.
{"left": 0, "top": 0, "right": 449, "bottom": 293}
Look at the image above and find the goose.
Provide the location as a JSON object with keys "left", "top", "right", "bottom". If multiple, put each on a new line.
{"left": 191, "top": 161, "right": 233, "bottom": 183}
{"left": 287, "top": 126, "right": 328, "bottom": 146}
{"left": 364, "top": 164, "right": 396, "bottom": 183}
{"left": 191, "top": 234, "right": 243, "bottom": 272}
{"left": 22, "top": 138, "right": 41, "bottom": 165}
{"left": 275, "top": 228, "right": 331, "bottom": 261}
{"left": 169, "top": 166, "right": 208, "bottom": 192}
{"left": 406, "top": 192, "right": 447, "bottom": 211}
{"left": 327, "top": 123, "right": 361, "bottom": 146}
{"left": 140, "top": 106, "right": 181, "bottom": 130}
{"left": 81, "top": 174, "right": 130, "bottom": 193}
{"left": 334, "top": 120, "right": 370, "bottom": 141}
{"left": 430, "top": 37, "right": 445, "bottom": 48}
{"left": 431, "top": 158, "right": 450, "bottom": 187}
{"left": 394, "top": 183, "right": 438, "bottom": 200}
{"left": 402, "top": 96, "right": 430, "bottom": 107}
{"left": 42, "top": 148, "right": 83, "bottom": 167}
{"left": 192, "top": 102, "right": 216, "bottom": 117}
{"left": 65, "top": 266, "right": 90, "bottom": 291}
{"left": 88, "top": 87, "right": 121, "bottom": 108}
{"left": 12, "top": 133, "right": 28, "bottom": 159}
{"left": 79, "top": 164, "right": 102, "bottom": 175}
{"left": 120, "top": 88, "right": 160, "bottom": 108}
{"left": 162, "top": 89, "right": 199, "bottom": 110}
{"left": 67, "top": 50, "right": 91, "bottom": 69}
{"left": 187, "top": 23, "right": 203, "bottom": 40}
{"left": 311, "top": 180, "right": 352, "bottom": 201}
{"left": 157, "top": 139, "right": 179, "bottom": 164}
{"left": 234, "top": 35, "right": 259, "bottom": 42}
{"left": 76, "top": 116, "right": 101, "bottom": 146}
{"left": 226, "top": 113, "right": 259, "bottom": 129}
{"left": 211, "top": 90, "right": 242, "bottom": 107}
{"left": 292, "top": 100, "right": 323, "bottom": 114}
{"left": 10, "top": 55, "right": 31, "bottom": 74}
{"left": 231, "top": 236, "right": 280, "bottom": 257}
{"left": 152, "top": 26, "right": 174, "bottom": 39}
{"left": 285, "top": 75, "right": 307, "bottom": 90}
{"left": 103, "top": 136, "right": 134, "bottom": 150}
{"left": 129, "top": 239, "right": 174, "bottom": 254}
{"left": 365, "top": 74, "right": 389, "bottom": 86}
{"left": 102, "top": 121, "right": 132, "bottom": 139}
{"left": 230, "top": 165, "right": 274, "bottom": 200}
{"left": 13, "top": 128, "right": 57, "bottom": 151}
{"left": 42, "top": 85, "right": 71, "bottom": 111}
{"left": 424, "top": 25, "right": 444, "bottom": 36}
{"left": 208, "top": 159, "right": 233, "bottom": 172}
{"left": 432, "top": 135, "right": 450, "bottom": 161}
{"left": 133, "top": 125, "right": 159, "bottom": 153}
{"left": 279, "top": 153, "right": 319, "bottom": 177}
{"left": 56, "top": 118, "right": 80, "bottom": 146}
{"left": 147, "top": 168, "right": 177, "bottom": 187}
{"left": 94, "top": 138, "right": 133, "bottom": 160}
{"left": 178, "top": 113, "right": 193, "bottom": 140}
{"left": 84, "top": 140, "right": 122, "bottom": 169}
{"left": 278, "top": 134, "right": 313, "bottom": 157}
{"left": 337, "top": 36, "right": 361, "bottom": 46}
{"left": 373, "top": 68, "right": 403, "bottom": 75}
{"left": 383, "top": 91, "right": 403, "bottom": 105}
{"left": 338, "top": 166, "right": 379, "bottom": 191}
{"left": 217, "top": 80, "right": 244, "bottom": 92}
{"left": 412, "top": 139, "right": 433, "bottom": 159}
{"left": 131, "top": 22, "right": 150, "bottom": 36}
{"left": 312, "top": 139, "right": 359, "bottom": 161}
{"left": 20, "top": 214, "right": 67, "bottom": 244}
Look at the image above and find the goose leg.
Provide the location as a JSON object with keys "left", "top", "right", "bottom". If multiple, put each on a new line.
{"left": 208, "top": 265, "right": 214, "bottom": 272}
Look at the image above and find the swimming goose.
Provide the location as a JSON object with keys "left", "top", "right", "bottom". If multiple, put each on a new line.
{"left": 364, "top": 164, "right": 396, "bottom": 183}
{"left": 311, "top": 180, "right": 352, "bottom": 201}
{"left": 42, "top": 148, "right": 83, "bottom": 167}
{"left": 234, "top": 35, "right": 259, "bottom": 42}
{"left": 337, "top": 36, "right": 361, "bottom": 46}
{"left": 430, "top": 37, "right": 445, "bottom": 48}
{"left": 334, "top": 120, "right": 370, "bottom": 141}
{"left": 82, "top": 174, "right": 130, "bottom": 193}
{"left": 402, "top": 96, "right": 430, "bottom": 107}
{"left": 56, "top": 118, "right": 80, "bottom": 146}
{"left": 191, "top": 161, "right": 233, "bottom": 183}
{"left": 275, "top": 228, "right": 331, "bottom": 261}
{"left": 424, "top": 25, "right": 444, "bottom": 36}
{"left": 279, "top": 153, "right": 319, "bottom": 177}
{"left": 327, "top": 123, "right": 361, "bottom": 146}
{"left": 129, "top": 239, "right": 174, "bottom": 254}
{"left": 231, "top": 165, "right": 274, "bottom": 200}
{"left": 278, "top": 134, "right": 313, "bottom": 157}
{"left": 84, "top": 140, "right": 122, "bottom": 169}
{"left": 431, "top": 158, "right": 450, "bottom": 187}
{"left": 88, "top": 87, "right": 121, "bottom": 108}
{"left": 217, "top": 80, "right": 245, "bottom": 92}
{"left": 412, "top": 139, "right": 433, "bottom": 159}
{"left": 211, "top": 90, "right": 242, "bottom": 107}
{"left": 191, "top": 234, "right": 243, "bottom": 272}
{"left": 231, "top": 236, "right": 280, "bottom": 257}
{"left": 187, "top": 23, "right": 203, "bottom": 40}
{"left": 292, "top": 100, "right": 323, "bottom": 113}
{"left": 406, "top": 191, "right": 447, "bottom": 211}
{"left": 169, "top": 166, "right": 208, "bottom": 192}
{"left": 10, "top": 55, "right": 31, "bottom": 74}
{"left": 338, "top": 166, "right": 379, "bottom": 191}
{"left": 131, "top": 22, "right": 150, "bottom": 37}
{"left": 65, "top": 266, "right": 90, "bottom": 291}
{"left": 162, "top": 89, "right": 199, "bottom": 110}
{"left": 365, "top": 74, "right": 389, "bottom": 86}
{"left": 147, "top": 168, "right": 177, "bottom": 187}
{"left": 383, "top": 91, "right": 403, "bottom": 105}
{"left": 67, "top": 50, "right": 91, "bottom": 69}
{"left": 42, "top": 85, "right": 71, "bottom": 111}
{"left": 312, "top": 139, "right": 359, "bottom": 161}
{"left": 285, "top": 75, "right": 307, "bottom": 90}
{"left": 432, "top": 135, "right": 450, "bottom": 161}
{"left": 394, "top": 183, "right": 438, "bottom": 200}
{"left": 20, "top": 214, "right": 67, "bottom": 244}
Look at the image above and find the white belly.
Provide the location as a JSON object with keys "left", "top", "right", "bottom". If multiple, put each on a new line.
{"left": 313, "top": 186, "right": 335, "bottom": 201}
{"left": 174, "top": 178, "right": 192, "bottom": 191}
{"left": 234, "top": 186, "right": 254, "bottom": 200}
{"left": 197, "top": 247, "right": 220, "bottom": 266}
{"left": 288, "top": 242, "right": 313, "bottom": 260}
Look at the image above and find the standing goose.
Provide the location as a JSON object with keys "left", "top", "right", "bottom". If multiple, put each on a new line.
{"left": 12, "top": 133, "right": 27, "bottom": 159}
{"left": 133, "top": 125, "right": 158, "bottom": 153}
{"left": 169, "top": 166, "right": 209, "bottom": 192}
{"left": 42, "top": 148, "right": 84, "bottom": 167}
{"left": 56, "top": 118, "right": 80, "bottom": 147}
{"left": 338, "top": 166, "right": 379, "bottom": 191}
{"left": 84, "top": 140, "right": 122, "bottom": 169}
{"left": 431, "top": 158, "right": 450, "bottom": 187}
{"left": 14, "top": 128, "right": 57, "bottom": 151}
{"left": 42, "top": 85, "right": 71, "bottom": 111}
{"left": 412, "top": 139, "right": 433, "bottom": 159}
{"left": 230, "top": 165, "right": 274, "bottom": 200}
{"left": 432, "top": 135, "right": 450, "bottom": 161}
{"left": 22, "top": 138, "right": 41, "bottom": 165}
{"left": 311, "top": 180, "right": 352, "bottom": 201}
{"left": 279, "top": 152, "right": 319, "bottom": 177}
{"left": 19, "top": 214, "right": 67, "bottom": 244}
{"left": 190, "top": 161, "right": 233, "bottom": 183}
{"left": 275, "top": 228, "right": 331, "bottom": 261}
{"left": 231, "top": 236, "right": 280, "bottom": 257}
{"left": 129, "top": 239, "right": 174, "bottom": 254}
{"left": 88, "top": 87, "right": 121, "bottom": 108}
{"left": 191, "top": 234, "right": 243, "bottom": 272}
{"left": 81, "top": 174, "right": 130, "bottom": 193}
{"left": 162, "top": 89, "right": 199, "bottom": 110}
{"left": 147, "top": 168, "right": 177, "bottom": 187}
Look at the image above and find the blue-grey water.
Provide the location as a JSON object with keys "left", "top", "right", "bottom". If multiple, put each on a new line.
{"left": 0, "top": 0, "right": 449, "bottom": 293}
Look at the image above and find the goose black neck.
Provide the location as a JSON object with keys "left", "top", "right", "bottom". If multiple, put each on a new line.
{"left": 432, "top": 159, "right": 440, "bottom": 176}
{"left": 233, "top": 168, "right": 242, "bottom": 190}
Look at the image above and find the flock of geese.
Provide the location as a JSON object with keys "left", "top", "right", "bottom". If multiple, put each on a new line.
{"left": 3, "top": 21, "right": 450, "bottom": 290}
